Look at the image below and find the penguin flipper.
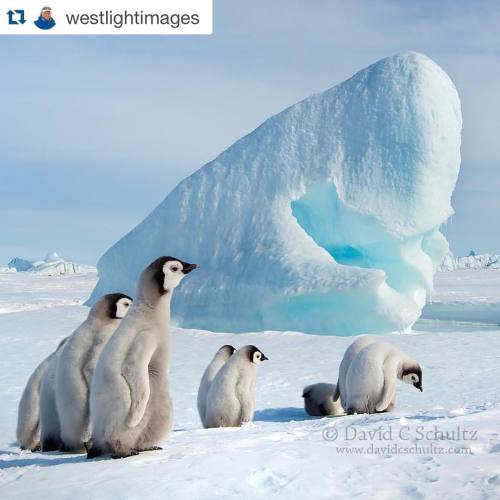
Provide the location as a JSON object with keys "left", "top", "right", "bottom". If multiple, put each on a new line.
{"left": 123, "top": 332, "right": 156, "bottom": 428}
{"left": 375, "top": 355, "right": 398, "bottom": 412}
{"left": 332, "top": 381, "right": 341, "bottom": 402}
{"left": 236, "top": 380, "right": 254, "bottom": 424}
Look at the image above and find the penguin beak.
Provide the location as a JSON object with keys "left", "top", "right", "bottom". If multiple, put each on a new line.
{"left": 182, "top": 263, "right": 198, "bottom": 274}
{"left": 415, "top": 383, "right": 423, "bottom": 392}
{"left": 261, "top": 354, "right": 269, "bottom": 361}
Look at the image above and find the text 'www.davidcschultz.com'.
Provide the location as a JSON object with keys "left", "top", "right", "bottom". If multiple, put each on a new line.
{"left": 322, "top": 424, "right": 477, "bottom": 455}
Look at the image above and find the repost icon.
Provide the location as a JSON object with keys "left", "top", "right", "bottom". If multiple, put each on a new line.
{"left": 7, "top": 9, "right": 26, "bottom": 25}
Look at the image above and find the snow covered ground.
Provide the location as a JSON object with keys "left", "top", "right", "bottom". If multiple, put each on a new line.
{"left": 1, "top": 271, "right": 500, "bottom": 499}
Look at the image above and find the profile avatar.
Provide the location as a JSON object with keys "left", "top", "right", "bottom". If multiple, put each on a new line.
{"left": 34, "top": 6, "right": 55, "bottom": 30}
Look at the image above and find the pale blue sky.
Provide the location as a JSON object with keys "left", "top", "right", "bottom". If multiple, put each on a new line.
{"left": 1, "top": 0, "right": 499, "bottom": 264}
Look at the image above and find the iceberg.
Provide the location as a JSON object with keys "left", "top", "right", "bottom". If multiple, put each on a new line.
{"left": 439, "top": 253, "right": 500, "bottom": 271}
{"left": 88, "top": 52, "right": 462, "bottom": 335}
{"left": 7, "top": 253, "right": 97, "bottom": 276}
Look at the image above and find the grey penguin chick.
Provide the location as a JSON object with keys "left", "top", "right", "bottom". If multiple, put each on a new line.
{"left": 88, "top": 256, "right": 197, "bottom": 459}
{"left": 344, "top": 341, "right": 423, "bottom": 414}
{"left": 197, "top": 345, "right": 236, "bottom": 428}
{"left": 302, "top": 383, "right": 344, "bottom": 417}
{"left": 17, "top": 337, "right": 67, "bottom": 451}
{"left": 55, "top": 293, "right": 132, "bottom": 453}
{"left": 333, "top": 336, "right": 376, "bottom": 409}
{"left": 39, "top": 348, "right": 65, "bottom": 451}
{"left": 204, "top": 345, "right": 268, "bottom": 428}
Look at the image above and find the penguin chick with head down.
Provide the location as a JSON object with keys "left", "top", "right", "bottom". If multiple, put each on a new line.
{"left": 204, "top": 345, "right": 268, "bottom": 428}
{"left": 88, "top": 256, "right": 197, "bottom": 459}
{"left": 302, "top": 383, "right": 344, "bottom": 417}
{"left": 344, "top": 341, "right": 423, "bottom": 414}
{"left": 16, "top": 337, "right": 67, "bottom": 451}
{"left": 197, "top": 345, "right": 235, "bottom": 428}
{"left": 55, "top": 293, "right": 132, "bottom": 453}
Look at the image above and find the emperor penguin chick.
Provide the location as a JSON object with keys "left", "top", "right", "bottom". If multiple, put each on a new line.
{"left": 333, "top": 336, "right": 376, "bottom": 409}
{"left": 204, "top": 345, "right": 268, "bottom": 428}
{"left": 55, "top": 293, "right": 132, "bottom": 452}
{"left": 344, "top": 341, "right": 423, "bottom": 414}
{"left": 88, "top": 256, "right": 197, "bottom": 459}
{"left": 39, "top": 347, "right": 65, "bottom": 451}
{"left": 302, "top": 383, "right": 344, "bottom": 417}
{"left": 17, "top": 337, "right": 67, "bottom": 451}
{"left": 197, "top": 345, "right": 236, "bottom": 428}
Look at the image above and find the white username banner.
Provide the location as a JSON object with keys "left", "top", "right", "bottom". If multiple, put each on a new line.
{"left": 1, "top": 0, "right": 212, "bottom": 35}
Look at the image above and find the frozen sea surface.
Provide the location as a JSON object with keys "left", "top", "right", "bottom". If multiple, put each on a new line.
{"left": 0, "top": 271, "right": 499, "bottom": 499}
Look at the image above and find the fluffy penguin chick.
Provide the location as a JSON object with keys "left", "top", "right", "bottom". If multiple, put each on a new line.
{"left": 39, "top": 349, "right": 65, "bottom": 451}
{"left": 204, "top": 345, "right": 268, "bottom": 428}
{"left": 197, "top": 345, "right": 236, "bottom": 428}
{"left": 302, "top": 383, "right": 344, "bottom": 417}
{"left": 333, "top": 336, "right": 376, "bottom": 409}
{"left": 55, "top": 293, "right": 132, "bottom": 452}
{"left": 344, "top": 341, "right": 423, "bottom": 414}
{"left": 88, "top": 256, "right": 197, "bottom": 459}
{"left": 17, "top": 337, "right": 67, "bottom": 451}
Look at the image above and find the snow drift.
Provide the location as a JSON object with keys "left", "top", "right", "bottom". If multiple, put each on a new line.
{"left": 88, "top": 52, "right": 462, "bottom": 335}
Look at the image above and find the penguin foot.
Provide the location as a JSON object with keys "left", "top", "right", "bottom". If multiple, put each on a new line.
{"left": 111, "top": 449, "right": 140, "bottom": 459}
{"left": 135, "top": 446, "right": 163, "bottom": 452}
{"left": 30, "top": 445, "right": 41, "bottom": 452}
{"left": 86, "top": 445, "right": 104, "bottom": 459}
{"left": 41, "top": 437, "right": 63, "bottom": 452}
{"left": 61, "top": 444, "right": 86, "bottom": 454}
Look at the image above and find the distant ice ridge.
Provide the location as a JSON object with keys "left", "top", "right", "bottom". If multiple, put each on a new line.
{"left": 88, "top": 52, "right": 462, "bottom": 335}
{"left": 439, "top": 253, "right": 500, "bottom": 271}
{"left": 0, "top": 267, "right": 16, "bottom": 273}
{"left": 7, "top": 252, "right": 97, "bottom": 276}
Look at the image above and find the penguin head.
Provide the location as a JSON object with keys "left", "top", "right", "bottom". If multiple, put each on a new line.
{"left": 245, "top": 345, "right": 268, "bottom": 364}
{"left": 90, "top": 293, "right": 133, "bottom": 321}
{"left": 402, "top": 365, "right": 423, "bottom": 392}
{"left": 218, "top": 345, "right": 236, "bottom": 358}
{"left": 140, "top": 256, "right": 198, "bottom": 298}
{"left": 114, "top": 295, "right": 133, "bottom": 319}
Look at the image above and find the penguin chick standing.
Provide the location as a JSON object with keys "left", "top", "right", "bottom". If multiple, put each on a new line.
{"left": 55, "top": 293, "right": 132, "bottom": 452}
{"left": 17, "top": 337, "right": 67, "bottom": 451}
{"left": 197, "top": 345, "right": 235, "bottom": 428}
{"left": 302, "top": 383, "right": 344, "bottom": 417}
{"left": 39, "top": 349, "right": 65, "bottom": 451}
{"left": 204, "top": 345, "right": 268, "bottom": 428}
{"left": 333, "top": 336, "right": 376, "bottom": 410}
{"left": 88, "top": 256, "right": 197, "bottom": 459}
{"left": 344, "top": 341, "right": 423, "bottom": 414}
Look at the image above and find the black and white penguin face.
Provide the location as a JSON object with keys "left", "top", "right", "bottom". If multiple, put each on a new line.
{"left": 102, "top": 293, "right": 133, "bottom": 319}
{"left": 249, "top": 347, "right": 268, "bottom": 364}
{"left": 161, "top": 259, "right": 198, "bottom": 291}
{"left": 115, "top": 297, "right": 133, "bottom": 319}
{"left": 402, "top": 367, "right": 423, "bottom": 392}
{"left": 148, "top": 256, "right": 197, "bottom": 295}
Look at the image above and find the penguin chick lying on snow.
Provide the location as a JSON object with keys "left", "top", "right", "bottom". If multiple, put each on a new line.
{"left": 302, "top": 383, "right": 344, "bottom": 417}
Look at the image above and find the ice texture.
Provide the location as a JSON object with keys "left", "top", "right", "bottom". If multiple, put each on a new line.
{"left": 88, "top": 52, "right": 462, "bottom": 335}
